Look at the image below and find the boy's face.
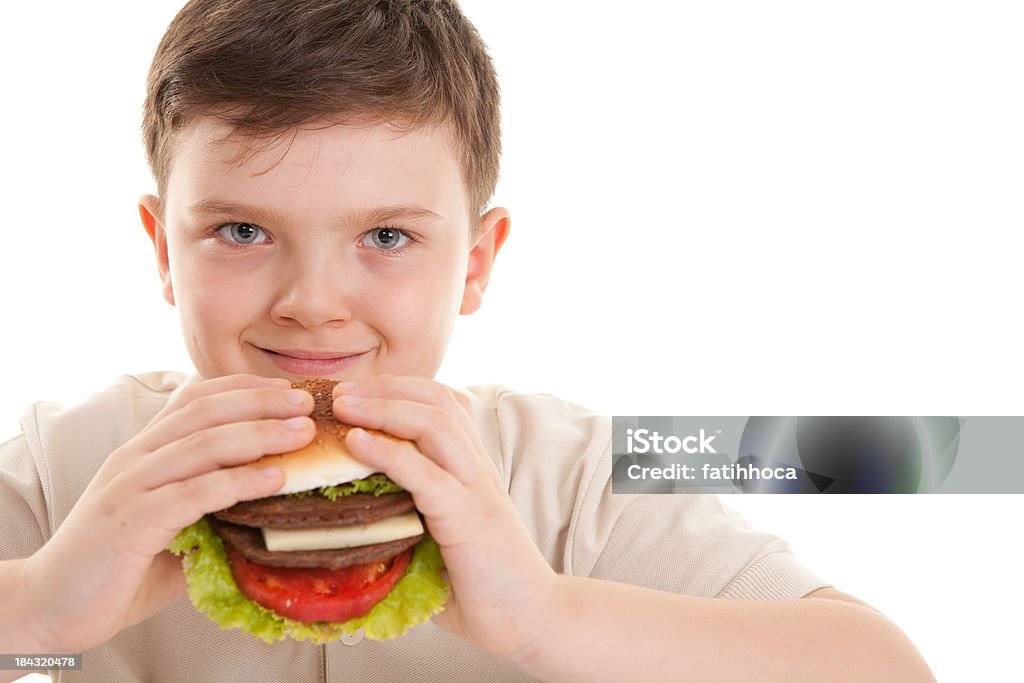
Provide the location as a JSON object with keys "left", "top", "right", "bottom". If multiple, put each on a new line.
{"left": 139, "top": 117, "right": 508, "bottom": 382}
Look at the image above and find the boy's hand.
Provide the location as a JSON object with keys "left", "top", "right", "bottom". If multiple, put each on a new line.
{"left": 20, "top": 374, "right": 311, "bottom": 653}
{"left": 333, "top": 375, "right": 559, "bottom": 663}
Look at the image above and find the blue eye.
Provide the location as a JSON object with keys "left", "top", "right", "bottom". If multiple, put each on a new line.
{"left": 217, "top": 222, "right": 269, "bottom": 245}
{"left": 363, "top": 227, "right": 411, "bottom": 251}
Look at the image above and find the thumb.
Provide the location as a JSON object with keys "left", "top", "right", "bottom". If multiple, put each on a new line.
{"left": 122, "top": 550, "right": 188, "bottom": 629}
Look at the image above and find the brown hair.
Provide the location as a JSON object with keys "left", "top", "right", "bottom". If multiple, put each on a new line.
{"left": 142, "top": 0, "right": 501, "bottom": 230}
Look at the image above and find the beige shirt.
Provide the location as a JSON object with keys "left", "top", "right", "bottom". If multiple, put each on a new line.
{"left": 1, "top": 371, "right": 828, "bottom": 682}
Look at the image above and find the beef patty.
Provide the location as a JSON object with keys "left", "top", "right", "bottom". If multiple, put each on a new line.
{"left": 213, "top": 491, "right": 415, "bottom": 529}
{"left": 209, "top": 517, "right": 423, "bottom": 570}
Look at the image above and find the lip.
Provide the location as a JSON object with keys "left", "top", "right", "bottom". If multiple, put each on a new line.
{"left": 258, "top": 347, "right": 368, "bottom": 376}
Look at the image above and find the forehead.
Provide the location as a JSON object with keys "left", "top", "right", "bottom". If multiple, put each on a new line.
{"left": 164, "top": 116, "right": 467, "bottom": 222}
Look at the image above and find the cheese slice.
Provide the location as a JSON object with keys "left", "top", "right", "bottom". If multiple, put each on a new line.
{"left": 262, "top": 513, "right": 425, "bottom": 552}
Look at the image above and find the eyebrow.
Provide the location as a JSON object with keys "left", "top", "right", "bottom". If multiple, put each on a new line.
{"left": 187, "top": 199, "right": 442, "bottom": 226}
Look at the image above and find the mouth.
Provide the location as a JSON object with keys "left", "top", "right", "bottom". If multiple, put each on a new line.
{"left": 257, "top": 347, "right": 369, "bottom": 376}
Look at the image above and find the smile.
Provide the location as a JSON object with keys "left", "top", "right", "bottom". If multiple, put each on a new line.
{"left": 258, "top": 347, "right": 368, "bottom": 376}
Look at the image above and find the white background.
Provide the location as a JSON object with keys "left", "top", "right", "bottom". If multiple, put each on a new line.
{"left": 2, "top": 1, "right": 1021, "bottom": 681}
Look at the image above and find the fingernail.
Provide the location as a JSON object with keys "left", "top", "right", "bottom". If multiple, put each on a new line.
{"left": 338, "top": 394, "right": 363, "bottom": 405}
{"left": 351, "top": 428, "right": 372, "bottom": 442}
{"left": 256, "top": 466, "right": 282, "bottom": 477}
{"left": 286, "top": 389, "right": 310, "bottom": 405}
{"left": 283, "top": 416, "right": 309, "bottom": 430}
{"left": 333, "top": 381, "right": 358, "bottom": 397}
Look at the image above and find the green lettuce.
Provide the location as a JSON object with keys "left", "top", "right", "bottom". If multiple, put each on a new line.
{"left": 284, "top": 473, "right": 405, "bottom": 501}
{"left": 168, "top": 516, "right": 448, "bottom": 643}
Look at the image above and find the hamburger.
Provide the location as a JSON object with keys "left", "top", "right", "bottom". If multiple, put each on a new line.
{"left": 169, "top": 378, "right": 448, "bottom": 644}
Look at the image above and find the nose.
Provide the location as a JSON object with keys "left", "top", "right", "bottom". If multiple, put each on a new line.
{"left": 269, "top": 252, "right": 354, "bottom": 329}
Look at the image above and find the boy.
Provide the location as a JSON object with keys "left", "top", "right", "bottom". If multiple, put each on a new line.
{"left": 0, "top": 1, "right": 934, "bottom": 680}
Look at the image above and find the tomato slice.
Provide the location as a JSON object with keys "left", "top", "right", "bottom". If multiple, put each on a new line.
{"left": 224, "top": 542, "right": 412, "bottom": 624}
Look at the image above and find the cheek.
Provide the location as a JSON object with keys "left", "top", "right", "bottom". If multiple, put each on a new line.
{"left": 373, "top": 255, "right": 465, "bottom": 365}
{"left": 180, "top": 260, "right": 249, "bottom": 314}
{"left": 170, "top": 246, "right": 266, "bottom": 347}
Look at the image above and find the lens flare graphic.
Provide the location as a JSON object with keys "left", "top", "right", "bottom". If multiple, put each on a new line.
{"left": 735, "top": 417, "right": 962, "bottom": 493}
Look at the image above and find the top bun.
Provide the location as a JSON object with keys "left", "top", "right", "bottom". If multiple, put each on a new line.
{"left": 250, "top": 378, "right": 381, "bottom": 495}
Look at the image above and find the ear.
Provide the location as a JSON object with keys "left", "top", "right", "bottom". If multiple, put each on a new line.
{"left": 460, "top": 207, "right": 510, "bottom": 315}
{"left": 138, "top": 194, "right": 175, "bottom": 306}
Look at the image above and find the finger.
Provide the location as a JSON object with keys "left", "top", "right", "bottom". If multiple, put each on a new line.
{"left": 128, "top": 416, "right": 315, "bottom": 491}
{"left": 431, "top": 581, "right": 462, "bottom": 636}
{"left": 334, "top": 375, "right": 484, "bottom": 452}
{"left": 147, "top": 373, "right": 291, "bottom": 429}
{"left": 343, "top": 375, "right": 479, "bottom": 441}
{"left": 344, "top": 427, "right": 461, "bottom": 520}
{"left": 135, "top": 385, "right": 313, "bottom": 454}
{"left": 121, "top": 550, "right": 188, "bottom": 629}
{"left": 95, "top": 378, "right": 303, "bottom": 490}
{"left": 159, "top": 373, "right": 291, "bottom": 414}
{"left": 449, "top": 389, "right": 475, "bottom": 420}
{"left": 334, "top": 396, "right": 482, "bottom": 485}
{"left": 142, "top": 463, "right": 288, "bottom": 547}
